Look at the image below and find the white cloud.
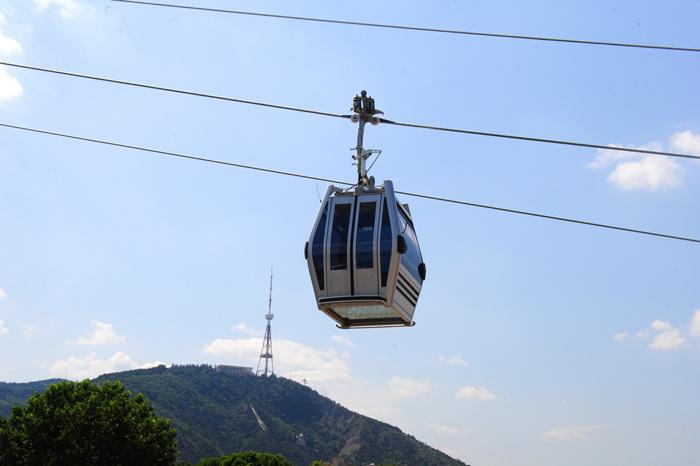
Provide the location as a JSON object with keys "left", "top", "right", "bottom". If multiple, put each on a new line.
{"left": 331, "top": 334, "right": 356, "bottom": 348}
{"left": 437, "top": 355, "right": 469, "bottom": 367}
{"left": 69, "top": 320, "right": 126, "bottom": 346}
{"left": 0, "top": 289, "right": 7, "bottom": 299}
{"left": 426, "top": 423, "right": 461, "bottom": 435}
{"left": 650, "top": 320, "right": 672, "bottom": 331}
{"left": 0, "top": 68, "right": 23, "bottom": 102}
{"left": 203, "top": 337, "right": 351, "bottom": 384}
{"left": 203, "top": 337, "right": 262, "bottom": 361}
{"left": 0, "top": 320, "right": 8, "bottom": 334}
{"left": 388, "top": 376, "right": 431, "bottom": 399}
{"left": 22, "top": 326, "right": 39, "bottom": 339}
{"left": 32, "top": 0, "right": 81, "bottom": 19}
{"left": 588, "top": 144, "right": 639, "bottom": 169}
{"left": 441, "top": 447, "right": 460, "bottom": 458}
{"left": 542, "top": 424, "right": 608, "bottom": 441}
{"left": 455, "top": 386, "right": 495, "bottom": 401}
{"left": 0, "top": 31, "right": 21, "bottom": 55}
{"left": 671, "top": 131, "right": 700, "bottom": 156}
{"left": 649, "top": 328, "right": 687, "bottom": 350}
{"left": 616, "top": 318, "right": 691, "bottom": 350}
{"left": 49, "top": 352, "right": 165, "bottom": 379}
{"left": 589, "top": 140, "right": 684, "bottom": 191}
{"left": 690, "top": 310, "right": 700, "bottom": 337}
{"left": 607, "top": 155, "right": 682, "bottom": 191}
{"left": 231, "top": 322, "right": 262, "bottom": 335}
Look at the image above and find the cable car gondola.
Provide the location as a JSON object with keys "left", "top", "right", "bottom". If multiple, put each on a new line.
{"left": 304, "top": 92, "right": 426, "bottom": 329}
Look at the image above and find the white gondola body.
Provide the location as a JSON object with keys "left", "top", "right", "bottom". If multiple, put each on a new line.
{"left": 305, "top": 180, "right": 425, "bottom": 328}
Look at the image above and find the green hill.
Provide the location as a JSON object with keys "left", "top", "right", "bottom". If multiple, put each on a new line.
{"left": 0, "top": 378, "right": 65, "bottom": 419}
{"left": 2, "top": 365, "right": 466, "bottom": 466}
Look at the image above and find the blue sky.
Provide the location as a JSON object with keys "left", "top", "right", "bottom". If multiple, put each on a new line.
{"left": 1, "top": 1, "right": 699, "bottom": 465}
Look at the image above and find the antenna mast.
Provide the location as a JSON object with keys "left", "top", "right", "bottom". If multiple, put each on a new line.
{"left": 350, "top": 90, "right": 383, "bottom": 188}
{"left": 257, "top": 269, "right": 274, "bottom": 377}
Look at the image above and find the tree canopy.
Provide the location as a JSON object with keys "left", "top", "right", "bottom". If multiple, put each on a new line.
{"left": 0, "top": 379, "right": 178, "bottom": 466}
{"left": 194, "top": 451, "right": 294, "bottom": 466}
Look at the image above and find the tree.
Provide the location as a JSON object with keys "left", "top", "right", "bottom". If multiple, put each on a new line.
{"left": 0, "top": 379, "right": 178, "bottom": 465}
{"left": 195, "top": 451, "right": 294, "bottom": 466}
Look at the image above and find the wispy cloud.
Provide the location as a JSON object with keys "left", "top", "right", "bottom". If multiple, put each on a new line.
{"left": 0, "top": 320, "right": 8, "bottom": 335}
{"left": 455, "top": 386, "right": 495, "bottom": 401}
{"left": 0, "top": 289, "right": 7, "bottom": 299}
{"left": 331, "top": 334, "right": 356, "bottom": 348}
{"left": 388, "top": 376, "right": 431, "bottom": 399}
{"left": 426, "top": 423, "right": 467, "bottom": 436}
{"left": 68, "top": 321, "right": 126, "bottom": 346}
{"left": 437, "top": 355, "right": 469, "bottom": 367}
{"left": 50, "top": 352, "right": 164, "bottom": 379}
{"left": 587, "top": 130, "right": 700, "bottom": 191}
{"left": 614, "top": 312, "right": 700, "bottom": 350}
{"left": 670, "top": 131, "right": 700, "bottom": 156}
{"left": 542, "top": 424, "right": 608, "bottom": 441}
{"left": 32, "top": 0, "right": 82, "bottom": 19}
{"left": 0, "top": 68, "right": 22, "bottom": 103}
{"left": 203, "top": 337, "right": 351, "bottom": 384}
{"left": 649, "top": 322, "right": 687, "bottom": 350}
{"left": 607, "top": 154, "right": 682, "bottom": 191}
{"left": 231, "top": 322, "right": 262, "bottom": 335}
{"left": 22, "top": 326, "right": 39, "bottom": 339}
{"left": 0, "top": 30, "right": 21, "bottom": 55}
{"left": 690, "top": 310, "right": 700, "bottom": 338}
{"left": 0, "top": 13, "right": 24, "bottom": 106}
{"left": 440, "top": 447, "right": 461, "bottom": 459}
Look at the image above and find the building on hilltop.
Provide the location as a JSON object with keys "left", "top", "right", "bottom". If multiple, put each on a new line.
{"left": 215, "top": 365, "right": 253, "bottom": 377}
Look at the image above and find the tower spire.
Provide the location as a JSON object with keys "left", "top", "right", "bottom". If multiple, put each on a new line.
{"left": 257, "top": 269, "right": 274, "bottom": 377}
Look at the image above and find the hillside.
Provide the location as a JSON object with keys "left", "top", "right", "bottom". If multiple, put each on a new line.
{"left": 2, "top": 366, "right": 466, "bottom": 466}
{"left": 0, "top": 378, "right": 65, "bottom": 419}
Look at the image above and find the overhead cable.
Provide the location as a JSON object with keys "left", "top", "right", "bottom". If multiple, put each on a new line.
{"left": 111, "top": 0, "right": 700, "bottom": 53}
{"left": 0, "top": 123, "right": 346, "bottom": 186}
{"left": 2, "top": 122, "right": 698, "bottom": 245}
{"left": 2, "top": 61, "right": 699, "bottom": 162}
{"left": 0, "top": 62, "right": 344, "bottom": 121}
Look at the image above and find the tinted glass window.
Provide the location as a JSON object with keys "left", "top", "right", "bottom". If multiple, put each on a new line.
{"left": 398, "top": 206, "right": 423, "bottom": 284}
{"left": 312, "top": 202, "right": 328, "bottom": 290}
{"left": 356, "top": 201, "right": 376, "bottom": 270}
{"left": 330, "top": 203, "right": 352, "bottom": 270}
{"left": 380, "top": 198, "right": 392, "bottom": 287}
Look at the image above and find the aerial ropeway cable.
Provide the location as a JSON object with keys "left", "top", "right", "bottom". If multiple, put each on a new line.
{"left": 111, "top": 0, "right": 700, "bottom": 54}
{"left": 1, "top": 61, "right": 698, "bottom": 162}
{"left": 2, "top": 120, "right": 698, "bottom": 247}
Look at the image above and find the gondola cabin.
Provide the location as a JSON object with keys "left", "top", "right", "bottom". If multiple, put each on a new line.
{"left": 305, "top": 180, "right": 425, "bottom": 328}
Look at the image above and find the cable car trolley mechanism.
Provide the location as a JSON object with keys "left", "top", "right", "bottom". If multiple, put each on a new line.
{"left": 305, "top": 91, "right": 426, "bottom": 329}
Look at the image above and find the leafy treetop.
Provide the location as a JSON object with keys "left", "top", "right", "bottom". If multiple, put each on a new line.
{"left": 0, "top": 379, "right": 178, "bottom": 466}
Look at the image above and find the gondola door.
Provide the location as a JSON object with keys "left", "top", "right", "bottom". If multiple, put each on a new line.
{"left": 326, "top": 196, "right": 355, "bottom": 297}
{"left": 352, "top": 194, "right": 382, "bottom": 296}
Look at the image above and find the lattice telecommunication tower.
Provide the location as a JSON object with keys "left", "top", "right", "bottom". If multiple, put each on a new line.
{"left": 257, "top": 269, "right": 275, "bottom": 377}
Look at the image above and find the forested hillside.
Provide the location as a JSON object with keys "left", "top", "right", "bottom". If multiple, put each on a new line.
{"left": 95, "top": 365, "right": 465, "bottom": 466}
{"left": 0, "top": 378, "right": 64, "bottom": 419}
{"left": 2, "top": 366, "right": 466, "bottom": 465}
